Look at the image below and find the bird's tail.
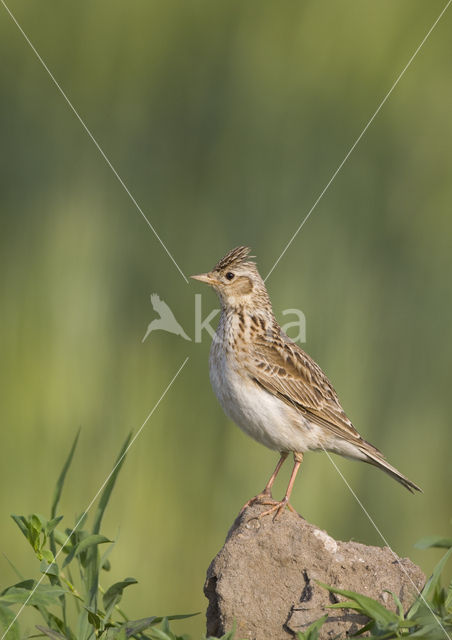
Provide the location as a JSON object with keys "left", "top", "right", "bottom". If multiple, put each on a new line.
{"left": 360, "top": 442, "right": 422, "bottom": 493}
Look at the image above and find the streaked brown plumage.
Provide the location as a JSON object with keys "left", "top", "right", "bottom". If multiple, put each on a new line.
{"left": 192, "top": 246, "right": 421, "bottom": 518}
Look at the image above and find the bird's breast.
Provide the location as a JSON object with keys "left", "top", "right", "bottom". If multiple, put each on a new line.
{"left": 209, "top": 340, "right": 305, "bottom": 451}
{"left": 209, "top": 325, "right": 334, "bottom": 454}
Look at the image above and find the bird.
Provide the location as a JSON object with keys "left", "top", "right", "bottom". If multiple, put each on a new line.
{"left": 142, "top": 293, "right": 191, "bottom": 342}
{"left": 191, "top": 246, "right": 421, "bottom": 519}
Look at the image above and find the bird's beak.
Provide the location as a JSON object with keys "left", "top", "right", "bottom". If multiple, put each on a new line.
{"left": 190, "top": 272, "right": 219, "bottom": 286}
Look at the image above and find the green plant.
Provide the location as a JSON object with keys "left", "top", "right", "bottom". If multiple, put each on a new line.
{"left": 295, "top": 614, "right": 328, "bottom": 640}
{"left": 0, "top": 432, "right": 196, "bottom": 640}
{"left": 313, "top": 535, "right": 452, "bottom": 639}
{"left": 3, "top": 433, "right": 449, "bottom": 640}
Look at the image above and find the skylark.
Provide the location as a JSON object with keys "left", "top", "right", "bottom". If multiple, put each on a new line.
{"left": 192, "top": 247, "right": 421, "bottom": 518}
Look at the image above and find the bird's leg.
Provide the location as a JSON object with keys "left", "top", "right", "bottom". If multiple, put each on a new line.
{"left": 239, "top": 452, "right": 288, "bottom": 514}
{"left": 257, "top": 452, "right": 303, "bottom": 520}
{"left": 262, "top": 451, "right": 289, "bottom": 497}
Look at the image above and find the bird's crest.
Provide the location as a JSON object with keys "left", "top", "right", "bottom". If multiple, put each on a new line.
{"left": 213, "top": 246, "right": 254, "bottom": 272}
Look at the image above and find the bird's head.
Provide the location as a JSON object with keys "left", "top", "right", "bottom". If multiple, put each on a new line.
{"left": 191, "top": 246, "right": 271, "bottom": 310}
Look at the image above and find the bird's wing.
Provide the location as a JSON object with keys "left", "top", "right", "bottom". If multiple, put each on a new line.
{"left": 151, "top": 294, "right": 175, "bottom": 321}
{"left": 150, "top": 293, "right": 162, "bottom": 310}
{"left": 245, "top": 332, "right": 365, "bottom": 445}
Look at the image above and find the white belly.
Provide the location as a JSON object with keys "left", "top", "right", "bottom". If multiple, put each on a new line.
{"left": 209, "top": 346, "right": 326, "bottom": 453}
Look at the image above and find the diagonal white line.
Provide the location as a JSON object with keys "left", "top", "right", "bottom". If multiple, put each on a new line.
{"left": 0, "top": 0, "right": 189, "bottom": 284}
{"left": 320, "top": 446, "right": 451, "bottom": 640}
{"left": 0, "top": 356, "right": 190, "bottom": 640}
{"left": 264, "top": 0, "right": 452, "bottom": 282}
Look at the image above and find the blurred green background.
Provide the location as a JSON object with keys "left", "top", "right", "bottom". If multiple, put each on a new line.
{"left": 1, "top": 0, "right": 451, "bottom": 636}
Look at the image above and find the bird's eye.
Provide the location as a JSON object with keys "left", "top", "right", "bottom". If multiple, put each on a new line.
{"left": 225, "top": 272, "right": 235, "bottom": 281}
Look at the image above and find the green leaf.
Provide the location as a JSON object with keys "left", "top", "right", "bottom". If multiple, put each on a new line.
{"left": 0, "top": 584, "right": 66, "bottom": 607}
{"left": 408, "top": 547, "right": 452, "bottom": 620}
{"left": 296, "top": 614, "right": 328, "bottom": 640}
{"left": 51, "top": 430, "right": 80, "bottom": 521}
{"left": 415, "top": 536, "right": 452, "bottom": 550}
{"left": 1, "top": 579, "right": 34, "bottom": 596}
{"left": 204, "top": 623, "right": 237, "bottom": 640}
{"left": 49, "top": 430, "right": 80, "bottom": 560}
{"left": 75, "top": 534, "right": 112, "bottom": 556}
{"left": 10, "top": 515, "right": 29, "bottom": 540}
{"left": 446, "top": 576, "right": 452, "bottom": 610}
{"left": 62, "top": 534, "right": 110, "bottom": 569}
{"left": 384, "top": 590, "right": 404, "bottom": 619}
{"left": 86, "top": 608, "right": 102, "bottom": 630}
{"left": 100, "top": 536, "right": 117, "bottom": 572}
{"left": 122, "top": 612, "right": 198, "bottom": 637}
{"left": 92, "top": 433, "right": 132, "bottom": 536}
{"left": 75, "top": 609, "right": 91, "bottom": 640}
{"left": 60, "top": 531, "right": 84, "bottom": 569}
{"left": 68, "top": 511, "right": 88, "bottom": 538}
{"left": 31, "top": 514, "right": 45, "bottom": 532}
{"left": 113, "top": 615, "right": 196, "bottom": 637}
{"left": 84, "top": 433, "right": 133, "bottom": 625}
{"left": 40, "top": 560, "right": 59, "bottom": 578}
{"left": 318, "top": 581, "right": 399, "bottom": 627}
{"left": 149, "top": 628, "right": 174, "bottom": 640}
{"left": 35, "top": 626, "right": 69, "bottom": 640}
{"left": 42, "top": 549, "right": 55, "bottom": 563}
{"left": 0, "top": 602, "right": 20, "bottom": 640}
{"left": 43, "top": 612, "right": 68, "bottom": 637}
{"left": 122, "top": 616, "right": 158, "bottom": 635}
{"left": 103, "top": 577, "right": 137, "bottom": 620}
{"left": 352, "top": 619, "right": 374, "bottom": 636}
{"left": 75, "top": 437, "right": 131, "bottom": 640}
{"left": 26, "top": 514, "right": 47, "bottom": 555}
{"left": 408, "top": 621, "right": 452, "bottom": 640}
{"left": 46, "top": 516, "right": 64, "bottom": 536}
{"left": 52, "top": 529, "right": 73, "bottom": 552}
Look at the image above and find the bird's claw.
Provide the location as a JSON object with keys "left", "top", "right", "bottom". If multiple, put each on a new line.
{"left": 239, "top": 490, "right": 274, "bottom": 515}
{"left": 252, "top": 498, "right": 295, "bottom": 521}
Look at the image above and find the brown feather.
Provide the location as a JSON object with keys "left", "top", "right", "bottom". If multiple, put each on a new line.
{"left": 247, "top": 333, "right": 363, "bottom": 444}
{"left": 213, "top": 246, "right": 252, "bottom": 272}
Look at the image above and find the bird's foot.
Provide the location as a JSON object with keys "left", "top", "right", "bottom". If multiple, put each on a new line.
{"left": 239, "top": 490, "right": 274, "bottom": 515}
{"left": 253, "top": 497, "right": 296, "bottom": 521}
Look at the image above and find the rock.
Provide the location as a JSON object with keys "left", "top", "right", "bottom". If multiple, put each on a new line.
{"left": 204, "top": 503, "right": 425, "bottom": 639}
